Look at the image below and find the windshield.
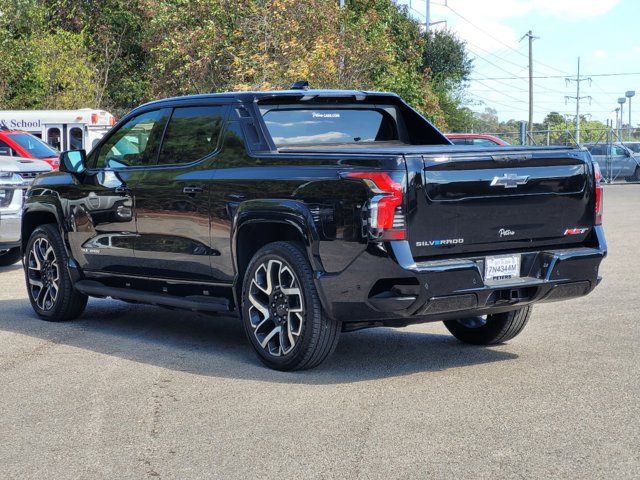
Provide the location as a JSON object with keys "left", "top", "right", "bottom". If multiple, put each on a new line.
{"left": 262, "top": 107, "right": 400, "bottom": 147}
{"left": 9, "top": 133, "right": 59, "bottom": 158}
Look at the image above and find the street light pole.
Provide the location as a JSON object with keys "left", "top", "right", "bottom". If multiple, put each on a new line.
{"left": 617, "top": 97, "right": 626, "bottom": 139}
{"left": 626, "top": 91, "right": 635, "bottom": 141}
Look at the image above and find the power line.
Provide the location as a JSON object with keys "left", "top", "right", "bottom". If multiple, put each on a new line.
{"left": 445, "top": 4, "right": 570, "bottom": 75}
{"left": 471, "top": 72, "right": 640, "bottom": 81}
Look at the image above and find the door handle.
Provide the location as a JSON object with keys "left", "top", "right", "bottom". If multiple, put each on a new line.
{"left": 183, "top": 185, "right": 204, "bottom": 196}
{"left": 114, "top": 186, "right": 131, "bottom": 195}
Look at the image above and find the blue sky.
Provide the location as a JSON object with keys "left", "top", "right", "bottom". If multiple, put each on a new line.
{"left": 397, "top": 0, "right": 640, "bottom": 125}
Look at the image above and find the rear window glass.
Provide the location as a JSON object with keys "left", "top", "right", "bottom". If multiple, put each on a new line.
{"left": 9, "top": 133, "right": 58, "bottom": 158}
{"left": 262, "top": 108, "right": 399, "bottom": 146}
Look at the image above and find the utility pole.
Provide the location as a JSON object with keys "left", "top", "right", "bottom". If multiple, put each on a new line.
{"left": 339, "top": 0, "right": 345, "bottom": 80}
{"left": 520, "top": 31, "right": 538, "bottom": 142}
{"left": 425, "top": 0, "right": 430, "bottom": 33}
{"left": 564, "top": 57, "right": 591, "bottom": 145}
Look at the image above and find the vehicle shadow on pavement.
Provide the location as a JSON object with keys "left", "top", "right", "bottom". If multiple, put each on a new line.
{"left": 0, "top": 297, "right": 518, "bottom": 384}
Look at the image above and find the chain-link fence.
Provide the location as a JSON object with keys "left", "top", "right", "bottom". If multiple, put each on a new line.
{"left": 479, "top": 127, "right": 640, "bottom": 184}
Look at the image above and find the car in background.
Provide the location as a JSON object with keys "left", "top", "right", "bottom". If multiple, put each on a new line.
{"left": 0, "top": 155, "right": 52, "bottom": 265}
{"left": 583, "top": 142, "right": 640, "bottom": 182}
{"left": 446, "top": 133, "right": 509, "bottom": 146}
{"left": 0, "top": 128, "right": 60, "bottom": 169}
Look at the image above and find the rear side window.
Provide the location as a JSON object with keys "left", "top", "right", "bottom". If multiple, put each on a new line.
{"left": 262, "top": 108, "right": 399, "bottom": 147}
{"left": 157, "top": 106, "right": 226, "bottom": 165}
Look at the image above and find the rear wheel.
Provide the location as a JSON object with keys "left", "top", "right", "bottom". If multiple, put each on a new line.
{"left": 444, "top": 306, "right": 532, "bottom": 345}
{"left": 241, "top": 241, "right": 341, "bottom": 371}
{"left": 24, "top": 224, "right": 88, "bottom": 321}
{"left": 0, "top": 247, "right": 21, "bottom": 266}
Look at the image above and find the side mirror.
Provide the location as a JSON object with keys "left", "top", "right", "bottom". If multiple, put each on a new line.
{"left": 60, "top": 150, "right": 86, "bottom": 174}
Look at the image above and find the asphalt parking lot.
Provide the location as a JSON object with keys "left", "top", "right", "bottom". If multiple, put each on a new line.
{"left": 1, "top": 186, "right": 638, "bottom": 480}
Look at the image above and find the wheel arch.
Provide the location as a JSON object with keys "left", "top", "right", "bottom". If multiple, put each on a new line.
{"left": 231, "top": 199, "right": 324, "bottom": 309}
{"left": 21, "top": 204, "right": 62, "bottom": 253}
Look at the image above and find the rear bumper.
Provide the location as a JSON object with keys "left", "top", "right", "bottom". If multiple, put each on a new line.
{"left": 316, "top": 226, "right": 606, "bottom": 326}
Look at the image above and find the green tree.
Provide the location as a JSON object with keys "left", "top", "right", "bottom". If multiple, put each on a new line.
{"left": 421, "top": 28, "right": 473, "bottom": 131}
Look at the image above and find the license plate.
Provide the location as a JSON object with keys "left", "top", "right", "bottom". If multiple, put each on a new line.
{"left": 484, "top": 254, "right": 521, "bottom": 282}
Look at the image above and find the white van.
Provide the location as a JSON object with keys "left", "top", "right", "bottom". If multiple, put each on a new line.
{"left": 0, "top": 109, "right": 116, "bottom": 152}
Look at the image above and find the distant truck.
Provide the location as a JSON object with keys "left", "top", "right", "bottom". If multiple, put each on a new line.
{"left": 0, "top": 109, "right": 116, "bottom": 153}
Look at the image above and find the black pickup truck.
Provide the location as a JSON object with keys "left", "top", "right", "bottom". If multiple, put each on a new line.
{"left": 21, "top": 87, "right": 606, "bottom": 370}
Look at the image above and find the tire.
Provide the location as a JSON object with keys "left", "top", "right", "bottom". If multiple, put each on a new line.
{"left": 24, "top": 224, "right": 88, "bottom": 321}
{"left": 241, "top": 241, "right": 340, "bottom": 371}
{"left": 625, "top": 166, "right": 640, "bottom": 182}
{"left": 443, "top": 306, "right": 532, "bottom": 345}
{"left": 0, "top": 247, "right": 21, "bottom": 266}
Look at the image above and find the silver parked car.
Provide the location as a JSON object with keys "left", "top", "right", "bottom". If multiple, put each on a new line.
{"left": 0, "top": 155, "right": 52, "bottom": 265}
{"left": 583, "top": 143, "right": 640, "bottom": 182}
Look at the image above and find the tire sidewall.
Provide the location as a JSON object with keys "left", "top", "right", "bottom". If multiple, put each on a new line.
{"left": 241, "top": 242, "right": 321, "bottom": 370}
{"left": 24, "top": 225, "right": 75, "bottom": 320}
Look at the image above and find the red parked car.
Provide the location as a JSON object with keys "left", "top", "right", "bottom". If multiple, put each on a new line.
{"left": 446, "top": 133, "right": 509, "bottom": 146}
{"left": 0, "top": 128, "right": 60, "bottom": 169}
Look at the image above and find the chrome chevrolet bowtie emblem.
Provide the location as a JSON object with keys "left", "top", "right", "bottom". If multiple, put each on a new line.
{"left": 490, "top": 173, "right": 530, "bottom": 189}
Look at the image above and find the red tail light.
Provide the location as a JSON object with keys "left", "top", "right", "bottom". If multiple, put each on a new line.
{"left": 91, "top": 113, "right": 98, "bottom": 124}
{"left": 593, "top": 163, "right": 603, "bottom": 225}
{"left": 345, "top": 171, "right": 406, "bottom": 240}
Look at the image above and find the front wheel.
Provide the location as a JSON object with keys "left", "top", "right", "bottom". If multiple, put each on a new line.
{"left": 625, "top": 166, "right": 640, "bottom": 182}
{"left": 24, "top": 224, "right": 88, "bottom": 321}
{"left": 0, "top": 247, "right": 21, "bottom": 266}
{"left": 444, "top": 306, "right": 532, "bottom": 345}
{"left": 241, "top": 241, "right": 340, "bottom": 371}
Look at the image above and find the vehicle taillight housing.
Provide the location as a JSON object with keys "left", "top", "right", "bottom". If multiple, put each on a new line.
{"left": 593, "top": 162, "right": 603, "bottom": 225}
{"left": 345, "top": 171, "right": 406, "bottom": 241}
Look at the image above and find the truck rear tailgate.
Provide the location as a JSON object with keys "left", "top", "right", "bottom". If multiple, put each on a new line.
{"left": 408, "top": 148, "right": 596, "bottom": 258}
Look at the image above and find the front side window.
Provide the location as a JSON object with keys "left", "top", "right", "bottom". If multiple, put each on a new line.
{"left": 9, "top": 132, "right": 59, "bottom": 158}
{"left": 94, "top": 109, "right": 169, "bottom": 169}
{"left": 612, "top": 146, "right": 626, "bottom": 156}
{"left": 262, "top": 107, "right": 400, "bottom": 147}
{"left": 157, "top": 106, "right": 226, "bottom": 165}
